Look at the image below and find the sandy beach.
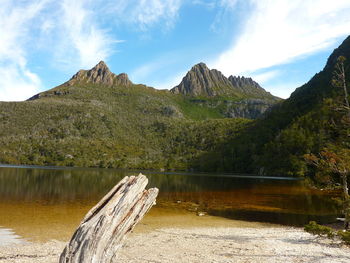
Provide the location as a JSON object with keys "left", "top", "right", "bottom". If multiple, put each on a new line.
{"left": 1, "top": 225, "right": 349, "bottom": 263}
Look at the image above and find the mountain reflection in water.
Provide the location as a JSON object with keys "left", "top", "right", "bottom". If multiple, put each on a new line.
{"left": 0, "top": 165, "right": 340, "bottom": 241}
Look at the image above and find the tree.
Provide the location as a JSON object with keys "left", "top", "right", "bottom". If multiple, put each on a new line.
{"left": 305, "top": 149, "right": 350, "bottom": 229}
{"left": 332, "top": 56, "right": 350, "bottom": 121}
{"left": 304, "top": 56, "right": 350, "bottom": 230}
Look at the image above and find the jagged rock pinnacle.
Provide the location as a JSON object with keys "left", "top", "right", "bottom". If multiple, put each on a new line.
{"left": 67, "top": 61, "right": 132, "bottom": 86}
{"left": 95, "top": 60, "right": 109, "bottom": 69}
{"left": 171, "top": 62, "right": 232, "bottom": 96}
{"left": 170, "top": 62, "right": 275, "bottom": 99}
{"left": 227, "top": 75, "right": 271, "bottom": 96}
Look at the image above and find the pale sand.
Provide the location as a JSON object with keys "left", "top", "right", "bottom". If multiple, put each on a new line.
{"left": 1, "top": 226, "right": 350, "bottom": 263}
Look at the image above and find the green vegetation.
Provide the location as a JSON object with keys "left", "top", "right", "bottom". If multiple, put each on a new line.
{"left": 304, "top": 221, "right": 350, "bottom": 245}
{"left": 200, "top": 36, "right": 350, "bottom": 181}
{"left": 338, "top": 230, "right": 350, "bottom": 245}
{"left": 304, "top": 221, "right": 335, "bottom": 238}
{"left": 0, "top": 81, "right": 251, "bottom": 170}
{"left": 1, "top": 35, "right": 350, "bottom": 185}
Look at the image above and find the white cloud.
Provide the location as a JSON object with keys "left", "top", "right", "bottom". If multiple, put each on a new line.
{"left": 0, "top": 64, "right": 42, "bottom": 101}
{"left": 0, "top": 0, "right": 48, "bottom": 101}
{"left": 0, "top": 0, "right": 121, "bottom": 101}
{"left": 219, "top": 0, "right": 238, "bottom": 9}
{"left": 110, "top": 0, "right": 182, "bottom": 30}
{"left": 55, "top": 0, "right": 117, "bottom": 69}
{"left": 251, "top": 70, "right": 280, "bottom": 84}
{"left": 5, "top": 0, "right": 349, "bottom": 101}
{"left": 0, "top": 0, "right": 185, "bottom": 101}
{"left": 212, "top": 0, "right": 350, "bottom": 77}
{"left": 192, "top": 0, "right": 216, "bottom": 9}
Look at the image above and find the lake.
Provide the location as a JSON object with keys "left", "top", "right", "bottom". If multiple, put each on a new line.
{"left": 0, "top": 165, "right": 340, "bottom": 244}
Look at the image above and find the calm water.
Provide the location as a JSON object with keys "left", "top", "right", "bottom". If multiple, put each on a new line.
{"left": 0, "top": 165, "right": 341, "bottom": 243}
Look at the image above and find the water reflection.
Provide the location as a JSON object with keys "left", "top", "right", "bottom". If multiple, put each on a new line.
{"left": 0, "top": 228, "right": 26, "bottom": 246}
{"left": 0, "top": 165, "right": 341, "bottom": 239}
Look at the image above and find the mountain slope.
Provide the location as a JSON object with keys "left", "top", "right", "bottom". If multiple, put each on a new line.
{"left": 200, "top": 36, "right": 350, "bottom": 176}
{"left": 170, "top": 63, "right": 280, "bottom": 119}
{"left": 3, "top": 32, "right": 348, "bottom": 175}
{"left": 0, "top": 62, "right": 253, "bottom": 169}
{"left": 0, "top": 56, "right": 285, "bottom": 171}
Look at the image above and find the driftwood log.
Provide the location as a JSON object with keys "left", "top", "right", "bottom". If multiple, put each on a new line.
{"left": 60, "top": 174, "right": 158, "bottom": 263}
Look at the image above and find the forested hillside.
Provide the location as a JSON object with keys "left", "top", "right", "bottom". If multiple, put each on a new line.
{"left": 1, "top": 36, "right": 349, "bottom": 178}
{"left": 0, "top": 62, "right": 262, "bottom": 170}
{"left": 205, "top": 36, "right": 350, "bottom": 179}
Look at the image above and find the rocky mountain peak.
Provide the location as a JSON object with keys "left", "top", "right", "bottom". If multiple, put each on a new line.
{"left": 192, "top": 62, "right": 208, "bottom": 70}
{"left": 94, "top": 60, "right": 109, "bottom": 70}
{"left": 170, "top": 62, "right": 232, "bottom": 96}
{"left": 170, "top": 62, "right": 277, "bottom": 99}
{"left": 66, "top": 61, "right": 132, "bottom": 86}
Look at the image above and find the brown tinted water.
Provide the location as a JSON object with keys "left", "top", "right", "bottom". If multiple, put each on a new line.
{"left": 0, "top": 165, "right": 340, "bottom": 243}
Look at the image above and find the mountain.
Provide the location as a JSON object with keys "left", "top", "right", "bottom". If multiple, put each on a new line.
{"left": 66, "top": 60, "right": 132, "bottom": 86}
{"left": 228, "top": 75, "right": 274, "bottom": 98}
{"left": 26, "top": 62, "right": 279, "bottom": 120}
{"left": 28, "top": 61, "right": 132, "bottom": 100}
{"left": 1, "top": 32, "right": 349, "bottom": 175}
{"left": 199, "top": 35, "right": 350, "bottom": 177}
{"left": 0, "top": 61, "right": 254, "bottom": 169}
{"left": 171, "top": 62, "right": 276, "bottom": 99}
{"left": 170, "top": 63, "right": 234, "bottom": 96}
{"left": 0, "top": 59, "right": 280, "bottom": 171}
{"left": 170, "top": 62, "right": 280, "bottom": 119}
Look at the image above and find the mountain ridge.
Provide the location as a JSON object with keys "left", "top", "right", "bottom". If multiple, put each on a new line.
{"left": 1, "top": 36, "right": 349, "bottom": 176}
{"left": 171, "top": 62, "right": 277, "bottom": 100}
{"left": 202, "top": 35, "right": 350, "bottom": 176}
{"left": 28, "top": 61, "right": 133, "bottom": 101}
{"left": 67, "top": 61, "right": 133, "bottom": 87}
{"left": 26, "top": 61, "right": 279, "bottom": 119}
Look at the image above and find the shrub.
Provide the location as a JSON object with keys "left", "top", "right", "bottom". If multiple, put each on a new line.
{"left": 338, "top": 230, "right": 350, "bottom": 245}
{"left": 304, "top": 221, "right": 335, "bottom": 238}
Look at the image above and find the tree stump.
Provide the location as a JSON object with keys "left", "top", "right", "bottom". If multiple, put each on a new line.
{"left": 59, "top": 174, "right": 158, "bottom": 263}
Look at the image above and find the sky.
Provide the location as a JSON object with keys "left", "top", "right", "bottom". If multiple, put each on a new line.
{"left": 1, "top": 0, "right": 350, "bottom": 101}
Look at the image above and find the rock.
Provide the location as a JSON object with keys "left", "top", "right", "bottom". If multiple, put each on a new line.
{"left": 223, "top": 99, "right": 272, "bottom": 119}
{"left": 171, "top": 63, "right": 232, "bottom": 96}
{"left": 27, "top": 62, "right": 133, "bottom": 101}
{"left": 228, "top": 76, "right": 273, "bottom": 98}
{"left": 170, "top": 63, "right": 277, "bottom": 100}
{"left": 117, "top": 73, "right": 132, "bottom": 86}
{"left": 66, "top": 61, "right": 133, "bottom": 87}
{"left": 169, "top": 62, "right": 281, "bottom": 119}
{"left": 197, "top": 211, "right": 207, "bottom": 216}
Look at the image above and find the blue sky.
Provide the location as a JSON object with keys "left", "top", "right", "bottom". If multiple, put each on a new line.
{"left": 1, "top": 0, "right": 350, "bottom": 101}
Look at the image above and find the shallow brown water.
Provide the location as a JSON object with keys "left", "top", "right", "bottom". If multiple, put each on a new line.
{"left": 0, "top": 165, "right": 340, "bottom": 243}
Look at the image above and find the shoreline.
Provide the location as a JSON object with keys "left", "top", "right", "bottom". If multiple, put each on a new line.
{"left": 1, "top": 225, "right": 349, "bottom": 263}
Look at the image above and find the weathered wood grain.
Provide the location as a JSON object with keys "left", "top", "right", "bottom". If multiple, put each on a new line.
{"left": 59, "top": 173, "right": 158, "bottom": 263}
